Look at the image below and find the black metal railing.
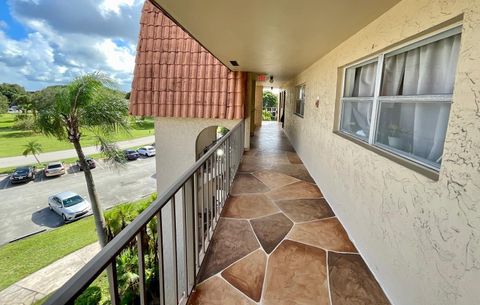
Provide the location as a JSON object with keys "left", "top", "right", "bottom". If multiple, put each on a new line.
{"left": 44, "top": 120, "right": 245, "bottom": 305}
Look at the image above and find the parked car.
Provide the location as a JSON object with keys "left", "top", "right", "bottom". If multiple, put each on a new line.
{"left": 48, "top": 191, "right": 91, "bottom": 223}
{"left": 10, "top": 166, "right": 36, "bottom": 184}
{"left": 8, "top": 106, "right": 19, "bottom": 113}
{"left": 76, "top": 157, "right": 96, "bottom": 171}
{"left": 124, "top": 149, "right": 140, "bottom": 160}
{"left": 44, "top": 162, "right": 66, "bottom": 177}
{"left": 137, "top": 146, "right": 156, "bottom": 157}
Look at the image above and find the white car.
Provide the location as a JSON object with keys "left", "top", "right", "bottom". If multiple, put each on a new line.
{"left": 44, "top": 162, "right": 66, "bottom": 177}
{"left": 48, "top": 191, "right": 91, "bottom": 222}
{"left": 137, "top": 146, "right": 156, "bottom": 157}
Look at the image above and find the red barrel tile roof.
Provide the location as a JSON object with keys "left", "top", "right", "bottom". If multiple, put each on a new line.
{"left": 129, "top": 1, "right": 246, "bottom": 119}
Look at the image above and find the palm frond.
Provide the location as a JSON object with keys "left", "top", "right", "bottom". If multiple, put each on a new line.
{"left": 96, "top": 136, "right": 127, "bottom": 168}
{"left": 81, "top": 88, "right": 130, "bottom": 136}
{"left": 22, "top": 141, "right": 43, "bottom": 156}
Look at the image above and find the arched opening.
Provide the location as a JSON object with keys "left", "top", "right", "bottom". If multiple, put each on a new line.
{"left": 195, "top": 126, "right": 230, "bottom": 160}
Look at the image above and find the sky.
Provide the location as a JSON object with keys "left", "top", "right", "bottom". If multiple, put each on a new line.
{"left": 0, "top": 0, "right": 144, "bottom": 92}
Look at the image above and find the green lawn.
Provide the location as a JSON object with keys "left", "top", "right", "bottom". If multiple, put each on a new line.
{"left": 0, "top": 217, "right": 97, "bottom": 291}
{"left": 0, "top": 194, "right": 156, "bottom": 291}
{"left": 0, "top": 114, "right": 154, "bottom": 158}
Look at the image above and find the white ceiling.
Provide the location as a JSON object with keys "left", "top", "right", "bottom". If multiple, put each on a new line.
{"left": 152, "top": 0, "right": 401, "bottom": 84}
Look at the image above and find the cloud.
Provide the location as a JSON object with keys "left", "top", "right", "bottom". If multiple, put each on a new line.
{"left": 0, "top": 20, "right": 8, "bottom": 30}
{"left": 0, "top": 0, "right": 143, "bottom": 91}
{"left": 99, "top": 0, "right": 137, "bottom": 16}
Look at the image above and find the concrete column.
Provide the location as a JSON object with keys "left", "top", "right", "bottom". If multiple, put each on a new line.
{"left": 254, "top": 85, "right": 263, "bottom": 129}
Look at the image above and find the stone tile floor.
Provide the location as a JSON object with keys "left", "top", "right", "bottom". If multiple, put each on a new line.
{"left": 188, "top": 122, "right": 391, "bottom": 305}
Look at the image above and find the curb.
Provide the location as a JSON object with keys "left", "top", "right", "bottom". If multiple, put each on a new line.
{"left": 4, "top": 229, "right": 47, "bottom": 246}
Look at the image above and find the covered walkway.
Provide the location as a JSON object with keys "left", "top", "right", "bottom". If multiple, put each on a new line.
{"left": 188, "top": 122, "right": 391, "bottom": 305}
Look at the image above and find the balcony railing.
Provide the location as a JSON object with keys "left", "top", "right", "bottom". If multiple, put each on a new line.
{"left": 44, "top": 120, "right": 245, "bottom": 305}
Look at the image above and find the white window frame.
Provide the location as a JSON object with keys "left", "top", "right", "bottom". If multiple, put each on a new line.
{"left": 339, "top": 56, "right": 379, "bottom": 142}
{"left": 294, "top": 84, "right": 306, "bottom": 117}
{"left": 338, "top": 24, "right": 462, "bottom": 172}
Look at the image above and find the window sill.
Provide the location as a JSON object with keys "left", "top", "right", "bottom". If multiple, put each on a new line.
{"left": 333, "top": 130, "right": 440, "bottom": 181}
{"left": 294, "top": 113, "right": 304, "bottom": 118}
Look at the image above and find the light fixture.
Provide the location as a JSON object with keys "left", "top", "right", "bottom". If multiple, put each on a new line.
{"left": 269, "top": 76, "right": 274, "bottom": 83}
{"left": 216, "top": 148, "right": 225, "bottom": 157}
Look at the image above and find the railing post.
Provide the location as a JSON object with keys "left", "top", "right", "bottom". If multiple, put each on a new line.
{"left": 199, "top": 165, "right": 205, "bottom": 256}
{"left": 136, "top": 231, "right": 147, "bottom": 305}
{"left": 192, "top": 174, "right": 199, "bottom": 276}
{"left": 170, "top": 197, "right": 178, "bottom": 304}
{"left": 223, "top": 141, "right": 227, "bottom": 206}
{"left": 156, "top": 212, "right": 165, "bottom": 305}
{"left": 106, "top": 263, "right": 120, "bottom": 305}
{"left": 226, "top": 137, "right": 231, "bottom": 193}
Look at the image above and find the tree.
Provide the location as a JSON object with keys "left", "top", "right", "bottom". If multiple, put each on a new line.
{"left": 263, "top": 91, "right": 278, "bottom": 108}
{"left": 31, "top": 86, "right": 66, "bottom": 119}
{"left": 0, "top": 83, "right": 26, "bottom": 105}
{"left": 22, "top": 141, "right": 43, "bottom": 164}
{"left": 0, "top": 94, "right": 8, "bottom": 114}
{"left": 14, "top": 93, "right": 33, "bottom": 115}
{"left": 36, "top": 72, "right": 129, "bottom": 247}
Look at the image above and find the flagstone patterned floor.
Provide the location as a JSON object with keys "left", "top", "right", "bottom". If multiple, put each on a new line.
{"left": 188, "top": 122, "right": 391, "bottom": 305}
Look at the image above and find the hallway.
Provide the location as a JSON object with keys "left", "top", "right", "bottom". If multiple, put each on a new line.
{"left": 188, "top": 122, "right": 391, "bottom": 305}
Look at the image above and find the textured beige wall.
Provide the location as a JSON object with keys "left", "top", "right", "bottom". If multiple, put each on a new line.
{"left": 283, "top": 1, "right": 480, "bottom": 305}
{"left": 154, "top": 117, "right": 240, "bottom": 194}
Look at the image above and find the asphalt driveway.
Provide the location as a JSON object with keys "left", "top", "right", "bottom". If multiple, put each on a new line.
{"left": 0, "top": 156, "right": 157, "bottom": 245}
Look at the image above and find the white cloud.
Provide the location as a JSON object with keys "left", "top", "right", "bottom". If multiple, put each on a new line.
{"left": 0, "top": 0, "right": 143, "bottom": 91}
{"left": 0, "top": 21, "right": 8, "bottom": 30}
{"left": 96, "top": 39, "right": 135, "bottom": 73}
{"left": 99, "top": 0, "right": 135, "bottom": 16}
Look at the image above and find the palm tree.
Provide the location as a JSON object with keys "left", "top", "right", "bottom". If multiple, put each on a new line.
{"left": 22, "top": 140, "right": 43, "bottom": 164}
{"left": 36, "top": 72, "right": 129, "bottom": 247}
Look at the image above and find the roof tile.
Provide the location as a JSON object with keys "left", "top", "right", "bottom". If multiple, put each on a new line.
{"left": 129, "top": 1, "right": 246, "bottom": 119}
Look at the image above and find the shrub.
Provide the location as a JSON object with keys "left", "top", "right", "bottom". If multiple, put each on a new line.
{"left": 75, "top": 286, "right": 102, "bottom": 305}
{"left": 262, "top": 110, "right": 272, "bottom": 121}
{"left": 103, "top": 193, "right": 159, "bottom": 304}
{"left": 104, "top": 193, "right": 157, "bottom": 241}
{"left": 13, "top": 115, "right": 36, "bottom": 130}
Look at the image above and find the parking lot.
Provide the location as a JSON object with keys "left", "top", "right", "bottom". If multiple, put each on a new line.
{"left": 0, "top": 156, "right": 157, "bottom": 245}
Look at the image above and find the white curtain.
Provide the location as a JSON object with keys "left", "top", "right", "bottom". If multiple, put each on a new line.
{"left": 343, "top": 62, "right": 377, "bottom": 136}
{"left": 381, "top": 34, "right": 461, "bottom": 162}
{"left": 345, "top": 61, "right": 377, "bottom": 97}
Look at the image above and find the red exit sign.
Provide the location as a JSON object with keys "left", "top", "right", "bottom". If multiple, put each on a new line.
{"left": 257, "top": 74, "right": 267, "bottom": 82}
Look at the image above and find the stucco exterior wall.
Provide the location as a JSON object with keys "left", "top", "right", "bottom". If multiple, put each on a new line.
{"left": 154, "top": 117, "right": 240, "bottom": 194}
{"left": 283, "top": 1, "right": 480, "bottom": 305}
